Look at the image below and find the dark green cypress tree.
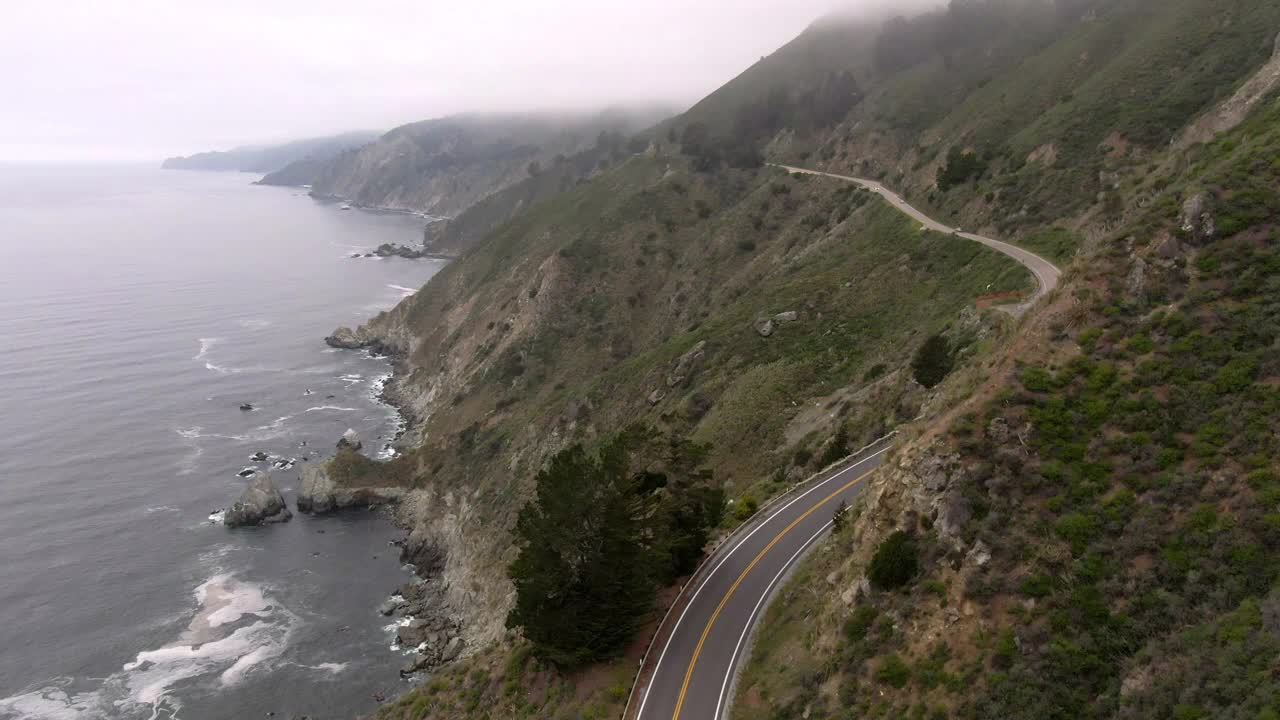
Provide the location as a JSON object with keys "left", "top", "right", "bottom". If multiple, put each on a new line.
{"left": 506, "top": 441, "right": 656, "bottom": 667}
{"left": 912, "top": 333, "right": 954, "bottom": 389}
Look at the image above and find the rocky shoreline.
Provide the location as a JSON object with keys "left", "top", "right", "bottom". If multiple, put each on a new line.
{"left": 212, "top": 317, "right": 462, "bottom": 681}
{"left": 305, "top": 334, "right": 463, "bottom": 678}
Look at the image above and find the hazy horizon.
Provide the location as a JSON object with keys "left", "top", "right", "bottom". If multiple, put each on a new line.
{"left": 3, "top": 0, "right": 938, "bottom": 164}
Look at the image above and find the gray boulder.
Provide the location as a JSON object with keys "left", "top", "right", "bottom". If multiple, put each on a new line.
{"left": 441, "top": 636, "right": 464, "bottom": 662}
{"left": 773, "top": 310, "right": 799, "bottom": 324}
{"left": 754, "top": 318, "right": 775, "bottom": 337}
{"left": 337, "top": 428, "right": 362, "bottom": 452}
{"left": 224, "top": 473, "right": 292, "bottom": 527}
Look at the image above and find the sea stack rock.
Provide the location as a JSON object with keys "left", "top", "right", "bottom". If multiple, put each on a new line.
{"left": 297, "top": 464, "right": 337, "bottom": 514}
{"left": 224, "top": 473, "right": 292, "bottom": 527}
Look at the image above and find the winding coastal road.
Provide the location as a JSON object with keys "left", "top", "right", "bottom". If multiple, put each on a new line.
{"left": 624, "top": 169, "right": 1063, "bottom": 720}
{"left": 628, "top": 439, "right": 893, "bottom": 720}
{"left": 776, "top": 165, "right": 1062, "bottom": 310}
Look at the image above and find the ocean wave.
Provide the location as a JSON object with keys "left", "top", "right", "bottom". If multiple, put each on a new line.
{"left": 386, "top": 284, "right": 416, "bottom": 297}
{"left": 303, "top": 405, "right": 357, "bottom": 413}
{"left": 0, "top": 574, "right": 296, "bottom": 719}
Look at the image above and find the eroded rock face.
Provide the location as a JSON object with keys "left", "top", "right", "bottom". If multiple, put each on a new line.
{"left": 296, "top": 463, "right": 405, "bottom": 513}
{"left": 224, "top": 473, "right": 292, "bottom": 527}
{"left": 324, "top": 326, "right": 370, "bottom": 349}
{"left": 1180, "top": 193, "right": 1216, "bottom": 244}
{"left": 666, "top": 341, "right": 707, "bottom": 388}
{"left": 1126, "top": 256, "right": 1148, "bottom": 301}
{"left": 422, "top": 219, "right": 451, "bottom": 250}
{"left": 400, "top": 529, "right": 447, "bottom": 575}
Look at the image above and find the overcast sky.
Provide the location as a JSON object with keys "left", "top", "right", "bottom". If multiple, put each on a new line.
{"left": 2, "top": 1, "right": 930, "bottom": 163}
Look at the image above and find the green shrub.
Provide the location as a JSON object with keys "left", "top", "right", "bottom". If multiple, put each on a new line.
{"left": 876, "top": 653, "right": 912, "bottom": 688}
{"left": 869, "top": 531, "right": 919, "bottom": 590}
{"left": 1021, "top": 366, "right": 1053, "bottom": 392}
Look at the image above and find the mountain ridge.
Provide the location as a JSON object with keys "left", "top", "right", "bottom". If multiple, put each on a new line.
{"left": 160, "top": 130, "right": 378, "bottom": 173}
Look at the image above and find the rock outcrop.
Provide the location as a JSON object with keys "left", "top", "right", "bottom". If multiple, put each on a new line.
{"left": 324, "top": 326, "right": 371, "bottom": 350}
{"left": 372, "top": 243, "right": 431, "bottom": 260}
{"left": 224, "top": 473, "right": 292, "bottom": 527}
{"left": 1180, "top": 193, "right": 1216, "bottom": 244}
{"left": 399, "top": 528, "right": 447, "bottom": 575}
{"left": 296, "top": 463, "right": 406, "bottom": 513}
{"left": 666, "top": 341, "right": 707, "bottom": 388}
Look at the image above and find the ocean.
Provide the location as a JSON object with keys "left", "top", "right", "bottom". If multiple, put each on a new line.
{"left": 0, "top": 165, "right": 444, "bottom": 719}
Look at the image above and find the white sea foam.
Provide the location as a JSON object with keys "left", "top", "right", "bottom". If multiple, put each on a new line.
{"left": 174, "top": 428, "right": 205, "bottom": 476}
{"left": 0, "top": 574, "right": 296, "bottom": 719}
{"left": 387, "top": 284, "right": 416, "bottom": 297}
{"left": 204, "top": 361, "right": 239, "bottom": 375}
{"left": 303, "top": 405, "right": 358, "bottom": 413}
{"left": 306, "top": 662, "right": 348, "bottom": 675}
{"left": 193, "top": 337, "right": 220, "bottom": 360}
{"left": 236, "top": 318, "right": 273, "bottom": 330}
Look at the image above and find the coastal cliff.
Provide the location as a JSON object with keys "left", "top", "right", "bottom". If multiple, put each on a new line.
{"left": 293, "top": 109, "right": 670, "bottom": 219}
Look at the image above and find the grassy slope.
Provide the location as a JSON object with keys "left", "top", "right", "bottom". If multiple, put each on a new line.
{"left": 735, "top": 28, "right": 1280, "bottom": 720}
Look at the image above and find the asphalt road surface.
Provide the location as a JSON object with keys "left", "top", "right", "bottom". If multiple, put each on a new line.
{"left": 631, "top": 438, "right": 894, "bottom": 720}
{"left": 775, "top": 164, "right": 1062, "bottom": 311}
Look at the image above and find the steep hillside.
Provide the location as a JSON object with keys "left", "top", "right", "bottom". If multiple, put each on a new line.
{"left": 735, "top": 82, "right": 1280, "bottom": 720}
{"left": 345, "top": 150, "right": 1028, "bottom": 637}
{"left": 159, "top": 130, "right": 377, "bottom": 173}
{"left": 300, "top": 109, "right": 670, "bottom": 218}
{"left": 418, "top": 133, "right": 651, "bottom": 256}
{"left": 299, "top": 1, "right": 1280, "bottom": 718}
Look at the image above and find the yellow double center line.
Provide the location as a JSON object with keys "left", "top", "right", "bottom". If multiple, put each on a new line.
{"left": 669, "top": 466, "right": 876, "bottom": 719}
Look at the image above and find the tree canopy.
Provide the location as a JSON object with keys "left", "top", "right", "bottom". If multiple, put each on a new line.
{"left": 506, "top": 426, "right": 724, "bottom": 666}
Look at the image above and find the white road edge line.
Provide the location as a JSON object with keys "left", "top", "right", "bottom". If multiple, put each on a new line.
{"left": 714, "top": 521, "right": 833, "bottom": 720}
{"left": 632, "top": 445, "right": 889, "bottom": 719}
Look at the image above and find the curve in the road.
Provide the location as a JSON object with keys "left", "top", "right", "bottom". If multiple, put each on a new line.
{"left": 774, "top": 164, "right": 1062, "bottom": 311}
{"left": 629, "top": 439, "right": 894, "bottom": 720}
